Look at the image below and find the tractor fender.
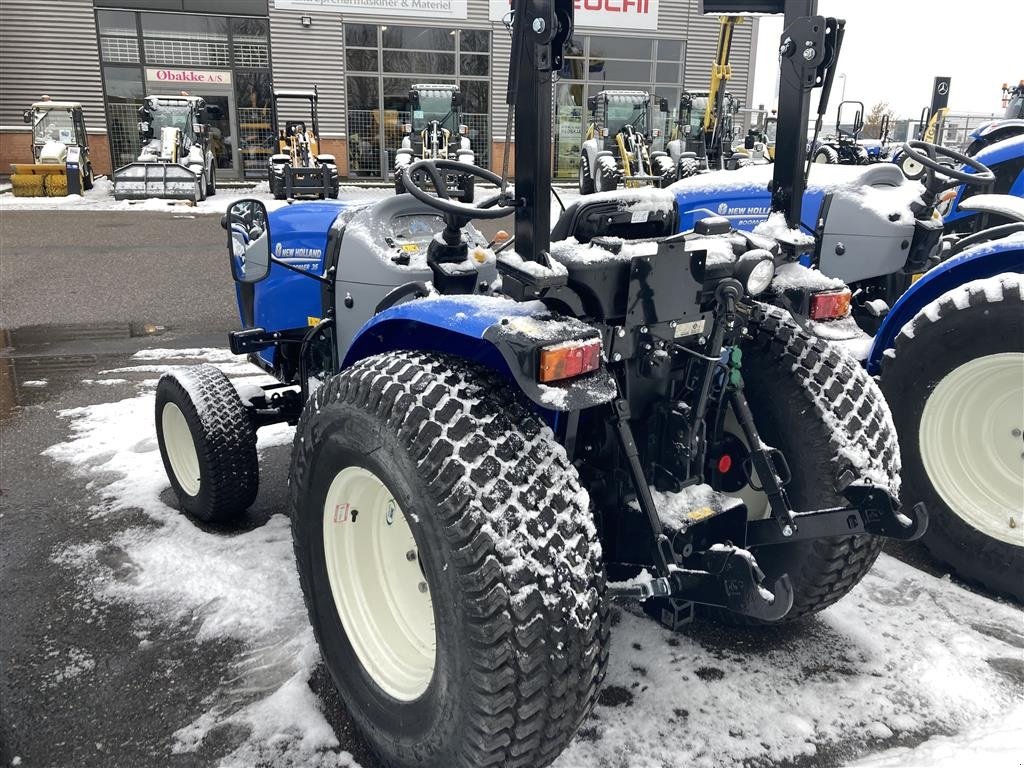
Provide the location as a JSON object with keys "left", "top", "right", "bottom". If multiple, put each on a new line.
{"left": 341, "top": 295, "right": 617, "bottom": 412}
{"left": 316, "top": 153, "right": 337, "bottom": 164}
{"left": 866, "top": 234, "right": 1024, "bottom": 374}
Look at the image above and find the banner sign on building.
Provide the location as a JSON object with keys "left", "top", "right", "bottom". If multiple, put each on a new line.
{"left": 146, "top": 68, "right": 232, "bottom": 85}
{"left": 489, "top": 0, "right": 660, "bottom": 31}
{"left": 275, "top": 0, "right": 468, "bottom": 19}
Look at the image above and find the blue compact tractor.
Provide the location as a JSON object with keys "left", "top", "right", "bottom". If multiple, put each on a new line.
{"left": 155, "top": 3, "right": 934, "bottom": 766}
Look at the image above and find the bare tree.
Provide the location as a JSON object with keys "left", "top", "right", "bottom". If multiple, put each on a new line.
{"left": 863, "top": 101, "right": 897, "bottom": 139}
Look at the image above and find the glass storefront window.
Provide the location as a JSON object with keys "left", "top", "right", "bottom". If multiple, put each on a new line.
{"left": 102, "top": 66, "right": 145, "bottom": 168}
{"left": 232, "top": 18, "right": 270, "bottom": 69}
{"left": 590, "top": 37, "right": 652, "bottom": 61}
{"left": 236, "top": 70, "right": 274, "bottom": 178}
{"left": 382, "top": 51, "right": 455, "bottom": 75}
{"left": 141, "top": 12, "right": 229, "bottom": 67}
{"left": 346, "top": 23, "right": 491, "bottom": 179}
{"left": 382, "top": 26, "right": 455, "bottom": 51}
{"left": 590, "top": 59, "right": 653, "bottom": 83}
{"left": 97, "top": 10, "right": 136, "bottom": 36}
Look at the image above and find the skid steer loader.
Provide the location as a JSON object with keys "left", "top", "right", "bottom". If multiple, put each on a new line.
{"left": 393, "top": 84, "right": 477, "bottom": 201}
{"left": 112, "top": 94, "right": 221, "bottom": 202}
{"left": 10, "top": 97, "right": 95, "bottom": 197}
{"left": 578, "top": 90, "right": 672, "bottom": 193}
{"left": 268, "top": 86, "right": 339, "bottom": 200}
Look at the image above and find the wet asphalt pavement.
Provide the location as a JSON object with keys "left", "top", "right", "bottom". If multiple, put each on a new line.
{"left": 0, "top": 205, "right": 1014, "bottom": 768}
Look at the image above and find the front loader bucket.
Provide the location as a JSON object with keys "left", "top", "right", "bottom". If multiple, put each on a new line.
{"left": 9, "top": 164, "right": 69, "bottom": 197}
{"left": 113, "top": 162, "right": 201, "bottom": 202}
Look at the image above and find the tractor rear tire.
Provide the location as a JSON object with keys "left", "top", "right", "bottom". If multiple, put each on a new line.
{"left": 289, "top": 350, "right": 609, "bottom": 768}
{"left": 578, "top": 154, "right": 595, "bottom": 195}
{"left": 707, "top": 306, "right": 896, "bottom": 624}
{"left": 155, "top": 365, "right": 259, "bottom": 524}
{"left": 83, "top": 165, "right": 94, "bottom": 191}
{"left": 881, "top": 275, "right": 1024, "bottom": 601}
{"left": 813, "top": 146, "right": 839, "bottom": 164}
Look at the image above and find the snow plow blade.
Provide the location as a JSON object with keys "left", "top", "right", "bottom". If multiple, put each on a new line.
{"left": 113, "top": 162, "right": 201, "bottom": 202}
{"left": 9, "top": 164, "right": 69, "bottom": 197}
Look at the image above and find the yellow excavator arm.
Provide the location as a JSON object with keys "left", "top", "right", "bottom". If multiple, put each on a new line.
{"left": 702, "top": 15, "right": 743, "bottom": 135}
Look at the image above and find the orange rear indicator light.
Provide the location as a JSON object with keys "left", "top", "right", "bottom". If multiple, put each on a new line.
{"left": 809, "top": 289, "right": 852, "bottom": 321}
{"left": 538, "top": 339, "right": 602, "bottom": 383}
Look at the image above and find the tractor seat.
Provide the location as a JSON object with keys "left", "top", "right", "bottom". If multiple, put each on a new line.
{"left": 286, "top": 121, "right": 306, "bottom": 136}
{"left": 552, "top": 190, "right": 678, "bottom": 244}
{"left": 840, "top": 162, "right": 905, "bottom": 187}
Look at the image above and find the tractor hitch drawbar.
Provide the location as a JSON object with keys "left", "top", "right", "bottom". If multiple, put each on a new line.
{"left": 608, "top": 545, "right": 795, "bottom": 623}
{"left": 745, "top": 485, "right": 929, "bottom": 547}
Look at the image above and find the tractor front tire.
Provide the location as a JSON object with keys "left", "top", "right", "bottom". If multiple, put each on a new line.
{"left": 881, "top": 275, "right": 1024, "bottom": 601}
{"left": 709, "top": 306, "right": 897, "bottom": 624}
{"left": 289, "top": 351, "right": 608, "bottom": 768}
{"left": 459, "top": 176, "right": 475, "bottom": 203}
{"left": 578, "top": 154, "right": 595, "bottom": 195}
{"left": 155, "top": 365, "right": 259, "bottom": 524}
{"left": 82, "top": 164, "right": 94, "bottom": 191}
{"left": 813, "top": 146, "right": 839, "bottom": 164}
{"left": 207, "top": 164, "right": 217, "bottom": 196}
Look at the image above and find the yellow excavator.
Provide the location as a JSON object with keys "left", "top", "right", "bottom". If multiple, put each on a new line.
{"left": 10, "top": 97, "right": 95, "bottom": 197}
{"left": 668, "top": 16, "right": 744, "bottom": 174}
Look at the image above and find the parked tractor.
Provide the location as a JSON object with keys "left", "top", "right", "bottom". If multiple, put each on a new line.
{"left": 393, "top": 84, "right": 477, "bottom": 201}
{"left": 269, "top": 86, "right": 339, "bottom": 200}
{"left": 113, "top": 94, "right": 221, "bottom": 202}
{"left": 961, "top": 80, "right": 1024, "bottom": 156}
{"left": 10, "top": 97, "right": 95, "bottom": 197}
{"left": 579, "top": 90, "right": 673, "bottom": 193}
{"left": 154, "top": 3, "right": 931, "bottom": 767}
{"left": 810, "top": 100, "right": 870, "bottom": 164}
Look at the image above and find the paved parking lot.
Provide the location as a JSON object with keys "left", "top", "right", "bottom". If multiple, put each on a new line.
{"left": 1, "top": 202, "right": 1021, "bottom": 768}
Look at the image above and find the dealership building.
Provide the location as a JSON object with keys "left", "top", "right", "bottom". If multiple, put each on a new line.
{"left": 0, "top": 0, "right": 757, "bottom": 181}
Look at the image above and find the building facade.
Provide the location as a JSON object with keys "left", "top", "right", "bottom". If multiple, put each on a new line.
{"left": 0, "top": 0, "right": 757, "bottom": 180}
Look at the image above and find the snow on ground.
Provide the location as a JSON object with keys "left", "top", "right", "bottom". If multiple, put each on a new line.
{"left": 0, "top": 176, "right": 390, "bottom": 215}
{"left": 0, "top": 176, "right": 582, "bottom": 219}
{"left": 42, "top": 349, "right": 1024, "bottom": 768}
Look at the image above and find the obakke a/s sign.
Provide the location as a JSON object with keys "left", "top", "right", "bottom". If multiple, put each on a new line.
{"left": 489, "top": 0, "right": 659, "bottom": 31}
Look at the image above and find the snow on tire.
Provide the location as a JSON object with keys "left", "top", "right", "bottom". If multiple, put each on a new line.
{"left": 881, "top": 273, "right": 1024, "bottom": 601}
{"left": 708, "top": 305, "right": 899, "bottom": 623}
{"left": 155, "top": 364, "right": 259, "bottom": 523}
{"left": 288, "top": 350, "right": 609, "bottom": 768}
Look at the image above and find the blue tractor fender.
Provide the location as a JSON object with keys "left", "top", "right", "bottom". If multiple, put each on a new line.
{"left": 943, "top": 134, "right": 1024, "bottom": 229}
{"left": 239, "top": 200, "right": 352, "bottom": 368}
{"left": 341, "top": 294, "right": 618, "bottom": 413}
{"left": 866, "top": 234, "right": 1024, "bottom": 374}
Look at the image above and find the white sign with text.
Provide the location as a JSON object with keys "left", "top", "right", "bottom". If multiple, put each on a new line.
{"left": 489, "top": 0, "right": 659, "bottom": 31}
{"left": 145, "top": 68, "right": 232, "bottom": 85}
{"left": 275, "top": 0, "right": 468, "bottom": 20}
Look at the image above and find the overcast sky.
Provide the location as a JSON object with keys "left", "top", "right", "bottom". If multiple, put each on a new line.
{"left": 750, "top": 0, "right": 1020, "bottom": 118}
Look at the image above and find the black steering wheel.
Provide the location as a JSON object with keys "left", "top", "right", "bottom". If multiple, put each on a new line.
{"left": 402, "top": 159, "right": 516, "bottom": 220}
{"left": 900, "top": 140, "right": 996, "bottom": 187}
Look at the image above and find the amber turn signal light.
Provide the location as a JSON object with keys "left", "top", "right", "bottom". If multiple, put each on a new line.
{"left": 808, "top": 289, "right": 852, "bottom": 321}
{"left": 538, "top": 339, "right": 602, "bottom": 383}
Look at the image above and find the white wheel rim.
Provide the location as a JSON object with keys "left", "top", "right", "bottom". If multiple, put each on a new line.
{"left": 920, "top": 353, "right": 1024, "bottom": 546}
{"left": 162, "top": 402, "right": 201, "bottom": 496}
{"left": 814, "top": 152, "right": 830, "bottom": 163}
{"left": 322, "top": 466, "right": 436, "bottom": 701}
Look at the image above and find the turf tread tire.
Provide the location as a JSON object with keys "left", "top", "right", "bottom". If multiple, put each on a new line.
{"left": 813, "top": 145, "right": 839, "bottom": 164}
{"left": 881, "top": 273, "right": 1024, "bottom": 601}
{"left": 289, "top": 351, "right": 609, "bottom": 768}
{"left": 710, "top": 306, "right": 898, "bottom": 623}
{"left": 155, "top": 364, "right": 259, "bottom": 523}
